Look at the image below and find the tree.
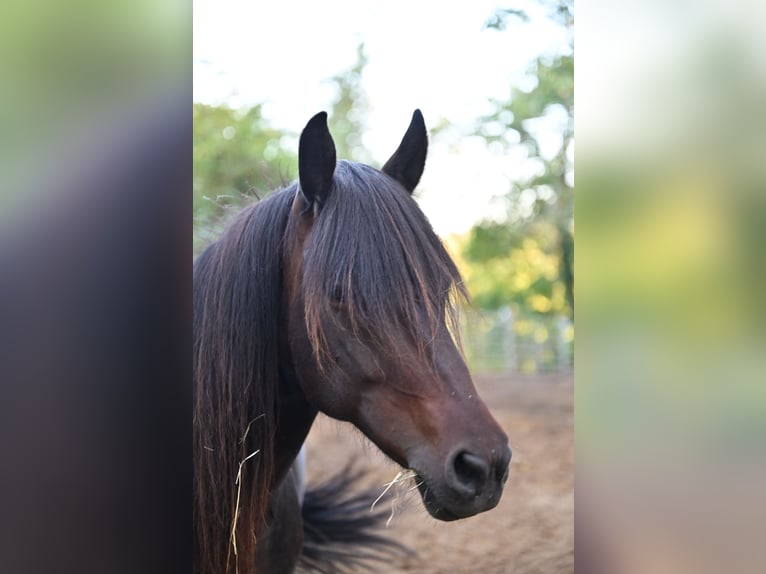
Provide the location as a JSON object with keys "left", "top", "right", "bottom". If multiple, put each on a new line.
{"left": 192, "top": 103, "right": 296, "bottom": 249}
{"left": 192, "top": 46, "right": 372, "bottom": 252}
{"left": 465, "top": 0, "right": 574, "bottom": 318}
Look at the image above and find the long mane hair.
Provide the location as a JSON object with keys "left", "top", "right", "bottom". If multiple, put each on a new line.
{"left": 193, "top": 187, "right": 294, "bottom": 574}
{"left": 193, "top": 160, "right": 468, "bottom": 573}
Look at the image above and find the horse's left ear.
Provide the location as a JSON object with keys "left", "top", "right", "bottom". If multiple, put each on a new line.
{"left": 299, "top": 111, "right": 337, "bottom": 211}
{"left": 382, "top": 109, "right": 428, "bottom": 194}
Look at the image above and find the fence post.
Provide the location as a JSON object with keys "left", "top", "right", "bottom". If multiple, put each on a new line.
{"left": 499, "top": 306, "right": 516, "bottom": 373}
{"left": 557, "top": 316, "right": 571, "bottom": 372}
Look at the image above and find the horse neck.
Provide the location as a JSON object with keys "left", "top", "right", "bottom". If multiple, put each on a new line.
{"left": 266, "top": 198, "right": 318, "bottom": 486}
{"left": 271, "top": 307, "right": 317, "bottom": 488}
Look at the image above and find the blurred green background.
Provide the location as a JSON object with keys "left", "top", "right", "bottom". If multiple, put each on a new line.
{"left": 577, "top": 0, "right": 766, "bottom": 456}
{"left": 575, "top": 2, "right": 766, "bottom": 572}
{"left": 0, "top": 0, "right": 188, "bottom": 211}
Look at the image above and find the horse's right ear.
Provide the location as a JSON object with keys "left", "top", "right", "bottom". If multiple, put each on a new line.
{"left": 299, "top": 111, "right": 337, "bottom": 212}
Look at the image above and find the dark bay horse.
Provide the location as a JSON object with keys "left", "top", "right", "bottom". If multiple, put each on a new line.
{"left": 193, "top": 110, "right": 511, "bottom": 573}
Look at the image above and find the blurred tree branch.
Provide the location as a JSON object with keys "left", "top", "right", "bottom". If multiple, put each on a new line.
{"left": 466, "top": 0, "right": 574, "bottom": 319}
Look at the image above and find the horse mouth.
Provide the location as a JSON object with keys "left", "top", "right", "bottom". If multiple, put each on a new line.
{"left": 413, "top": 472, "right": 468, "bottom": 522}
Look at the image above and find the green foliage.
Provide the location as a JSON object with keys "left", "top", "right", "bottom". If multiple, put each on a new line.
{"left": 464, "top": 0, "right": 574, "bottom": 318}
{"left": 192, "top": 45, "right": 372, "bottom": 253}
{"left": 193, "top": 103, "right": 296, "bottom": 249}
{"left": 484, "top": 8, "right": 530, "bottom": 30}
{"left": 460, "top": 223, "right": 568, "bottom": 314}
{"left": 464, "top": 222, "right": 522, "bottom": 260}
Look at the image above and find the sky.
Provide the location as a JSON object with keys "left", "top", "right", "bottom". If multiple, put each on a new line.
{"left": 193, "top": 0, "right": 569, "bottom": 235}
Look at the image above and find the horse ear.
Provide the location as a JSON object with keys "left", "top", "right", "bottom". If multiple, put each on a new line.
{"left": 299, "top": 111, "right": 337, "bottom": 210}
{"left": 382, "top": 109, "right": 428, "bottom": 194}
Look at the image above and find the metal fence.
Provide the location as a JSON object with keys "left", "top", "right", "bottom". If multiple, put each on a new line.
{"left": 459, "top": 307, "right": 573, "bottom": 375}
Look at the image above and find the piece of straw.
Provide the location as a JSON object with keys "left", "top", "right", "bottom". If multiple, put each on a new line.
{"left": 229, "top": 449, "right": 260, "bottom": 573}
{"left": 370, "top": 470, "right": 419, "bottom": 527}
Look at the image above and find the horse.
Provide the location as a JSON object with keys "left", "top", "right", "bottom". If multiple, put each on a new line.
{"left": 193, "top": 110, "right": 512, "bottom": 574}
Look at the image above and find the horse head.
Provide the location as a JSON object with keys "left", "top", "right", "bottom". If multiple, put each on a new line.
{"left": 281, "top": 111, "right": 511, "bottom": 521}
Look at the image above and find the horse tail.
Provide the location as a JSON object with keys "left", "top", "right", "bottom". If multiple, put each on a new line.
{"left": 299, "top": 466, "right": 413, "bottom": 573}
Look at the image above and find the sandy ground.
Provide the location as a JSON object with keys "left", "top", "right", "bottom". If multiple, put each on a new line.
{"left": 303, "top": 373, "right": 574, "bottom": 574}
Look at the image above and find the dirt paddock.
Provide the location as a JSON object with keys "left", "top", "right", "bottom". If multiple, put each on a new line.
{"left": 303, "top": 373, "right": 574, "bottom": 574}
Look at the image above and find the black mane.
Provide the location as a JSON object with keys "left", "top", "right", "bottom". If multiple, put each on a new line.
{"left": 193, "top": 187, "right": 294, "bottom": 574}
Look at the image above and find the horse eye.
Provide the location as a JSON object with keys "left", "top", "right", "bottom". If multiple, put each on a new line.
{"left": 330, "top": 286, "right": 344, "bottom": 303}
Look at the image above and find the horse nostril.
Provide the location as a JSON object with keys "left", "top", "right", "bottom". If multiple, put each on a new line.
{"left": 451, "top": 451, "right": 490, "bottom": 496}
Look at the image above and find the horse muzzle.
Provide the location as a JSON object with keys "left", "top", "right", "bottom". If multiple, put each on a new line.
{"left": 412, "top": 442, "right": 512, "bottom": 521}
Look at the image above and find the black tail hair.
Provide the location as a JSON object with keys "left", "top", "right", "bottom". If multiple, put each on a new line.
{"left": 299, "top": 467, "right": 413, "bottom": 573}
